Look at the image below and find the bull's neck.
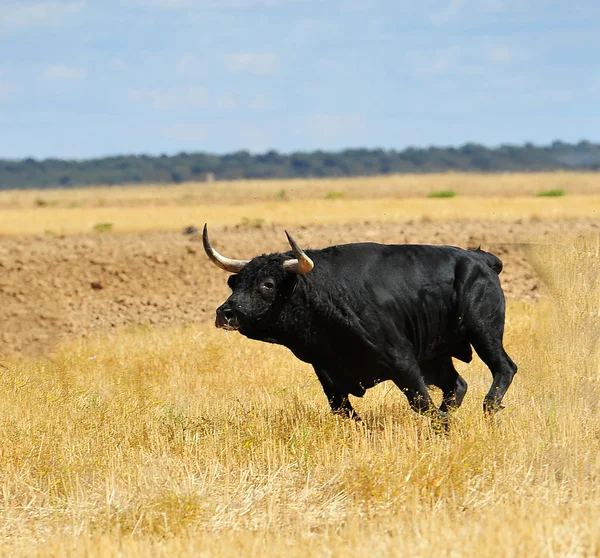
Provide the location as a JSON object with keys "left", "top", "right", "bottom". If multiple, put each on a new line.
{"left": 277, "top": 275, "right": 352, "bottom": 347}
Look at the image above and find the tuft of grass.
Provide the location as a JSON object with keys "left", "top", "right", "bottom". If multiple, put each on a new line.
{"left": 239, "top": 216, "right": 265, "bottom": 228}
{"left": 34, "top": 197, "right": 58, "bottom": 207}
{"left": 92, "top": 222, "right": 113, "bottom": 233}
{"left": 325, "top": 191, "right": 345, "bottom": 200}
{"left": 537, "top": 188, "right": 566, "bottom": 197}
{"left": 275, "top": 189, "right": 289, "bottom": 201}
{"left": 427, "top": 190, "right": 457, "bottom": 198}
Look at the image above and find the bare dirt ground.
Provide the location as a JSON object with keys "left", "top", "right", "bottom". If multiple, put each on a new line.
{"left": 1, "top": 218, "right": 598, "bottom": 357}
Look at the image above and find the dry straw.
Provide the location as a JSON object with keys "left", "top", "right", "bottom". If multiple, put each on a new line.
{"left": 0, "top": 235, "right": 599, "bottom": 556}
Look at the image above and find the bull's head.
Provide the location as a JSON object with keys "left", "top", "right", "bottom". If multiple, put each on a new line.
{"left": 203, "top": 224, "right": 313, "bottom": 332}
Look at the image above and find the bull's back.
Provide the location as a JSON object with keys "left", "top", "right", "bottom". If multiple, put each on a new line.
{"left": 308, "top": 242, "right": 501, "bottom": 283}
{"left": 305, "top": 242, "right": 500, "bottom": 361}
{"left": 308, "top": 243, "right": 468, "bottom": 289}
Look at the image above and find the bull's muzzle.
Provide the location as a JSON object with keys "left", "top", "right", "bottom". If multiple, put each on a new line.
{"left": 215, "top": 303, "right": 241, "bottom": 331}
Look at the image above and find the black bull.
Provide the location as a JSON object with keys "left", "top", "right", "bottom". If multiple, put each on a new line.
{"left": 203, "top": 225, "right": 517, "bottom": 424}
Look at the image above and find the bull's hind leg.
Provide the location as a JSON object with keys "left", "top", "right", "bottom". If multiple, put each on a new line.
{"left": 421, "top": 357, "right": 468, "bottom": 413}
{"left": 473, "top": 337, "right": 517, "bottom": 414}
{"left": 465, "top": 287, "right": 518, "bottom": 414}
{"left": 313, "top": 366, "right": 359, "bottom": 420}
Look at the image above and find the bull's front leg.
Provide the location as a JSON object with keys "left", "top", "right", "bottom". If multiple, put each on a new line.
{"left": 440, "top": 373, "right": 468, "bottom": 413}
{"left": 313, "top": 366, "right": 360, "bottom": 420}
{"left": 389, "top": 352, "right": 450, "bottom": 430}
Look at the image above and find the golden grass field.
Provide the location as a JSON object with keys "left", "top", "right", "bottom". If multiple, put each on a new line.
{"left": 1, "top": 172, "right": 599, "bottom": 236}
{"left": 2, "top": 196, "right": 600, "bottom": 236}
{"left": 1, "top": 172, "right": 600, "bottom": 209}
{"left": 1, "top": 174, "right": 600, "bottom": 556}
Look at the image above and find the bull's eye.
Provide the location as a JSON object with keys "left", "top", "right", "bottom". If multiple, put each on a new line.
{"left": 261, "top": 279, "right": 275, "bottom": 291}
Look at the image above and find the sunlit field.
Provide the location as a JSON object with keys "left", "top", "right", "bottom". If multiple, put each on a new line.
{"left": 1, "top": 196, "right": 600, "bottom": 236}
{"left": 0, "top": 236, "right": 599, "bottom": 556}
{"left": 1, "top": 174, "right": 599, "bottom": 556}
{"left": 2, "top": 172, "right": 600, "bottom": 209}
{"left": 1, "top": 172, "right": 599, "bottom": 236}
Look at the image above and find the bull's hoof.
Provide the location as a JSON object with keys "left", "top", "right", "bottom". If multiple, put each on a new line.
{"left": 332, "top": 409, "right": 362, "bottom": 422}
{"left": 483, "top": 399, "right": 505, "bottom": 415}
{"left": 431, "top": 410, "right": 451, "bottom": 433}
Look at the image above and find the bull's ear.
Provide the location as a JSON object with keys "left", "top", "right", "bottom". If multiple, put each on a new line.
{"left": 227, "top": 275, "right": 238, "bottom": 290}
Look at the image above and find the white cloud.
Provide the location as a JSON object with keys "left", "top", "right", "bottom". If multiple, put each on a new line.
{"left": 175, "top": 54, "right": 196, "bottom": 75}
{"left": 487, "top": 45, "right": 530, "bottom": 64}
{"left": 287, "top": 17, "right": 338, "bottom": 47}
{"left": 0, "top": 82, "right": 16, "bottom": 101}
{"left": 407, "top": 46, "right": 464, "bottom": 77}
{"left": 520, "top": 89, "right": 577, "bottom": 104}
{"left": 306, "top": 113, "right": 366, "bottom": 144}
{"left": 237, "top": 126, "right": 274, "bottom": 152}
{"left": 341, "top": 0, "right": 372, "bottom": 12}
{"left": 128, "top": 0, "right": 192, "bottom": 8}
{"left": 248, "top": 93, "right": 268, "bottom": 111}
{"left": 164, "top": 123, "right": 207, "bottom": 142}
{"left": 212, "top": 0, "right": 306, "bottom": 8}
{"left": 405, "top": 42, "right": 533, "bottom": 85}
{"left": 43, "top": 64, "right": 87, "bottom": 81}
{"left": 110, "top": 58, "right": 128, "bottom": 71}
{"left": 129, "top": 86, "right": 209, "bottom": 109}
{"left": 216, "top": 95, "right": 236, "bottom": 109}
{"left": 224, "top": 53, "right": 278, "bottom": 75}
{"left": 128, "top": 0, "right": 306, "bottom": 8}
{"left": 429, "top": 0, "right": 517, "bottom": 25}
{"left": 173, "top": 54, "right": 212, "bottom": 77}
{"left": 430, "top": 0, "right": 465, "bottom": 25}
{"left": 0, "top": 2, "right": 84, "bottom": 32}
{"left": 483, "top": 0, "right": 508, "bottom": 10}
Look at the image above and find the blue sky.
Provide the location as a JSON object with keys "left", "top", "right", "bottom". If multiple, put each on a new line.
{"left": 0, "top": 0, "right": 599, "bottom": 159}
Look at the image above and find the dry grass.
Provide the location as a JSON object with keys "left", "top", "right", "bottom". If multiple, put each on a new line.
{"left": 1, "top": 172, "right": 599, "bottom": 210}
{"left": 0, "top": 236, "right": 599, "bottom": 556}
{"left": 1, "top": 195, "right": 600, "bottom": 236}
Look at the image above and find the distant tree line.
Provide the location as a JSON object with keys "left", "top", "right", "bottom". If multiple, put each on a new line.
{"left": 1, "top": 141, "right": 599, "bottom": 190}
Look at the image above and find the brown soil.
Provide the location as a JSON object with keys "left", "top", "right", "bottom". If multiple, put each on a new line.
{"left": 1, "top": 219, "right": 598, "bottom": 358}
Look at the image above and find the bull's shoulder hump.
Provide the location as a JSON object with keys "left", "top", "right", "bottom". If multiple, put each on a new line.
{"left": 309, "top": 242, "right": 465, "bottom": 254}
{"left": 305, "top": 243, "right": 469, "bottom": 270}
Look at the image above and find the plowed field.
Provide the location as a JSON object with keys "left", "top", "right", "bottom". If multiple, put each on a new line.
{"left": 2, "top": 218, "right": 598, "bottom": 357}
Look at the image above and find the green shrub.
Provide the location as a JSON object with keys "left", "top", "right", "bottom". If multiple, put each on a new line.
{"left": 93, "top": 222, "right": 113, "bottom": 233}
{"left": 325, "top": 191, "right": 345, "bottom": 200}
{"left": 427, "top": 190, "right": 457, "bottom": 198}
{"left": 537, "top": 189, "right": 566, "bottom": 197}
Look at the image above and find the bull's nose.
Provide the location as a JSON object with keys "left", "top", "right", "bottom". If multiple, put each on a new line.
{"left": 215, "top": 304, "right": 240, "bottom": 330}
{"left": 221, "top": 307, "right": 235, "bottom": 321}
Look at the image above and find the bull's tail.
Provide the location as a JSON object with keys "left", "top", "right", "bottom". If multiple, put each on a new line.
{"left": 474, "top": 247, "right": 503, "bottom": 274}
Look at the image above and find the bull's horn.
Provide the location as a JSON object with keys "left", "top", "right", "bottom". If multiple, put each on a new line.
{"left": 283, "top": 231, "right": 314, "bottom": 274}
{"left": 203, "top": 224, "right": 250, "bottom": 273}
